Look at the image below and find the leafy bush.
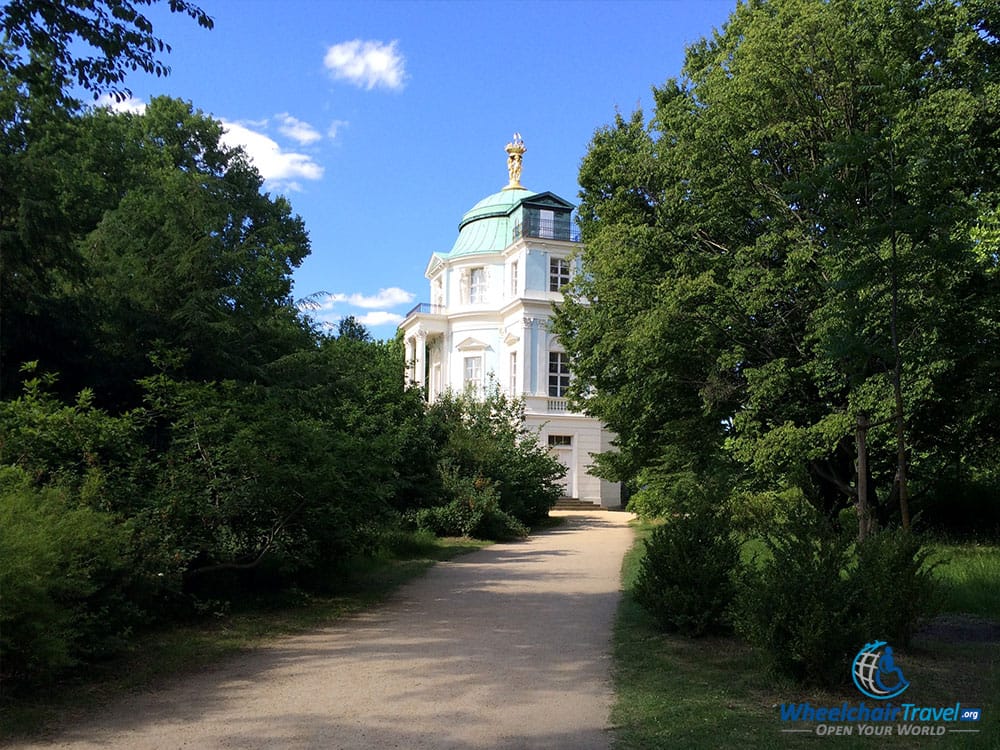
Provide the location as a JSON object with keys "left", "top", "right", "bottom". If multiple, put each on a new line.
{"left": 0, "top": 367, "right": 148, "bottom": 514}
{"left": 633, "top": 504, "right": 740, "bottom": 635}
{"left": 0, "top": 469, "right": 132, "bottom": 686}
{"left": 855, "top": 527, "right": 939, "bottom": 646}
{"left": 412, "top": 469, "right": 528, "bottom": 541}
{"left": 733, "top": 505, "right": 938, "bottom": 685}
{"left": 428, "top": 387, "right": 563, "bottom": 525}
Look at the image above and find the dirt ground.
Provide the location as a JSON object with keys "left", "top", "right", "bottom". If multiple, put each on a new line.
{"left": 14, "top": 510, "right": 635, "bottom": 750}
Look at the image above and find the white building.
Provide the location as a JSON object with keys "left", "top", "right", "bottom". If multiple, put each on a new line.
{"left": 399, "top": 135, "right": 620, "bottom": 508}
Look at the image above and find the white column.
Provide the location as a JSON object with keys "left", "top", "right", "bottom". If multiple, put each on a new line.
{"left": 536, "top": 318, "right": 548, "bottom": 397}
{"left": 414, "top": 329, "right": 427, "bottom": 390}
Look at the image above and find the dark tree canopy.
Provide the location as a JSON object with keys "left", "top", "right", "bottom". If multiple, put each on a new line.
{"left": 0, "top": 95, "right": 313, "bottom": 401}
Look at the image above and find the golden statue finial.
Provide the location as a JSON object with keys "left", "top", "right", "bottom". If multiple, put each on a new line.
{"left": 504, "top": 132, "right": 526, "bottom": 190}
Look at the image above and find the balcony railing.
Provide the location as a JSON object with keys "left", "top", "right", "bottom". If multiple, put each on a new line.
{"left": 404, "top": 302, "right": 445, "bottom": 318}
{"left": 512, "top": 218, "right": 581, "bottom": 243}
{"left": 547, "top": 398, "right": 569, "bottom": 413}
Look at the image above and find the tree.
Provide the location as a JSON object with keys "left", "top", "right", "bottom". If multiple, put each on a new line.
{"left": 1, "top": 0, "right": 212, "bottom": 101}
{"left": 1, "top": 0, "right": 217, "bottom": 399}
{"left": 556, "top": 0, "right": 1000, "bottom": 528}
{"left": 337, "top": 315, "right": 372, "bottom": 342}
{"left": 2, "top": 96, "right": 314, "bottom": 402}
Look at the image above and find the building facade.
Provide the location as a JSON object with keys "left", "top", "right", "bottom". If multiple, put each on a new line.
{"left": 398, "top": 135, "right": 620, "bottom": 507}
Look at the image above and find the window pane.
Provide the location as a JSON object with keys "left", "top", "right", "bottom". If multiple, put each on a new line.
{"left": 464, "top": 356, "right": 482, "bottom": 388}
{"left": 548, "top": 352, "right": 569, "bottom": 397}
{"left": 470, "top": 267, "right": 486, "bottom": 303}
{"left": 549, "top": 257, "right": 570, "bottom": 292}
{"left": 539, "top": 209, "right": 554, "bottom": 239}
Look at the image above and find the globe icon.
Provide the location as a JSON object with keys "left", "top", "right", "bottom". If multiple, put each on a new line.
{"left": 852, "top": 641, "right": 910, "bottom": 700}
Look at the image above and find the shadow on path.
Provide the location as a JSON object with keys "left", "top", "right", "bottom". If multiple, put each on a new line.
{"left": 14, "top": 511, "right": 634, "bottom": 750}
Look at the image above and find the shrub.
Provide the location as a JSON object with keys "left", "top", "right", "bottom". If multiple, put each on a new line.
{"left": 733, "top": 504, "right": 938, "bottom": 686}
{"left": 732, "top": 508, "right": 858, "bottom": 685}
{"left": 428, "top": 387, "right": 563, "bottom": 526}
{"left": 855, "top": 527, "right": 939, "bottom": 647}
{"left": 633, "top": 504, "right": 740, "bottom": 636}
{"left": 412, "top": 469, "right": 528, "bottom": 541}
{"left": 0, "top": 468, "right": 132, "bottom": 686}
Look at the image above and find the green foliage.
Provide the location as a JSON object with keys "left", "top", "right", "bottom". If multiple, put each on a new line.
{"left": 428, "top": 386, "right": 564, "bottom": 526}
{"left": 0, "top": 468, "right": 132, "bottom": 685}
{"left": 633, "top": 505, "right": 740, "bottom": 636}
{"left": 411, "top": 468, "right": 528, "bottom": 541}
{"left": 555, "top": 0, "right": 1000, "bottom": 523}
{"left": 0, "top": 0, "right": 567, "bottom": 697}
{"left": 2, "top": 96, "right": 314, "bottom": 403}
{"left": 855, "top": 527, "right": 939, "bottom": 647}
{"left": 614, "top": 521, "right": 1000, "bottom": 750}
{"left": 733, "top": 505, "right": 937, "bottom": 686}
{"left": 0, "top": 365, "right": 147, "bottom": 505}
{"left": 1, "top": 0, "right": 213, "bottom": 102}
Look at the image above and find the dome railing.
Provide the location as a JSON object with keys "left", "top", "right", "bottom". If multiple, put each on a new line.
{"left": 404, "top": 302, "right": 446, "bottom": 318}
{"left": 512, "top": 215, "right": 580, "bottom": 243}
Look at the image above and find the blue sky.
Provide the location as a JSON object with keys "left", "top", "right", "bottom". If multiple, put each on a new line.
{"left": 95, "top": 0, "right": 737, "bottom": 337}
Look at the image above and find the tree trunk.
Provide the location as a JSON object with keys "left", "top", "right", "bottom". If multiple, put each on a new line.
{"left": 856, "top": 412, "right": 875, "bottom": 540}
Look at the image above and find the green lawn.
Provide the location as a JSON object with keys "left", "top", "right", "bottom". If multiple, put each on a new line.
{"left": 932, "top": 543, "right": 1000, "bottom": 621}
{"left": 611, "top": 520, "right": 1000, "bottom": 749}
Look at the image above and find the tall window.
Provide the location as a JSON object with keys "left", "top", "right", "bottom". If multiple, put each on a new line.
{"left": 548, "top": 351, "right": 570, "bottom": 397}
{"left": 509, "top": 351, "right": 517, "bottom": 395}
{"left": 549, "top": 257, "right": 570, "bottom": 292}
{"left": 510, "top": 261, "right": 518, "bottom": 297}
{"left": 470, "top": 267, "right": 486, "bottom": 303}
{"left": 464, "top": 356, "right": 482, "bottom": 392}
{"left": 539, "top": 209, "right": 555, "bottom": 238}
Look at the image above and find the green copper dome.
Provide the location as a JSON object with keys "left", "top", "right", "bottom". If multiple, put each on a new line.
{"left": 446, "top": 186, "right": 535, "bottom": 257}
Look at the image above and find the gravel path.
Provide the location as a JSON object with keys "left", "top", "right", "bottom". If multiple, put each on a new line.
{"left": 17, "top": 511, "right": 635, "bottom": 750}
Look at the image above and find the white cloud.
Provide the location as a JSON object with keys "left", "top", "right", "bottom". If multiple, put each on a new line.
{"left": 220, "top": 120, "right": 324, "bottom": 188}
{"left": 324, "top": 39, "right": 406, "bottom": 90}
{"left": 327, "top": 119, "right": 350, "bottom": 139}
{"left": 357, "top": 311, "right": 404, "bottom": 327}
{"left": 277, "top": 113, "right": 322, "bottom": 145}
{"left": 94, "top": 94, "right": 146, "bottom": 114}
{"left": 321, "top": 287, "right": 415, "bottom": 310}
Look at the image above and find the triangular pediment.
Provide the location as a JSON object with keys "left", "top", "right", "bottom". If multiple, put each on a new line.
{"left": 456, "top": 336, "right": 490, "bottom": 351}
{"left": 520, "top": 191, "right": 575, "bottom": 212}
{"left": 503, "top": 331, "right": 520, "bottom": 346}
{"left": 425, "top": 253, "right": 445, "bottom": 278}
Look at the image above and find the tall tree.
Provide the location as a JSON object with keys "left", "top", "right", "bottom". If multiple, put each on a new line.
{"left": 1, "top": 0, "right": 214, "bottom": 398}
{"left": 1, "top": 96, "right": 313, "bottom": 402}
{"left": 556, "top": 0, "right": 1000, "bottom": 526}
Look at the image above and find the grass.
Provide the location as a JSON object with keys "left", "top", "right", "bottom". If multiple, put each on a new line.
{"left": 611, "top": 520, "right": 1000, "bottom": 749}
{"left": 0, "top": 532, "right": 491, "bottom": 741}
{"left": 931, "top": 543, "right": 1000, "bottom": 621}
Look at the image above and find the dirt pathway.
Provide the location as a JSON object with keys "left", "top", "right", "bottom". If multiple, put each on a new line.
{"left": 17, "top": 511, "right": 635, "bottom": 750}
